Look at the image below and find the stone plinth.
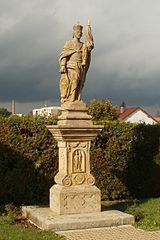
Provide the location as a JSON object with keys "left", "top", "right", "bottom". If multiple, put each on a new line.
{"left": 47, "top": 101, "right": 103, "bottom": 215}
{"left": 22, "top": 206, "right": 135, "bottom": 231}
{"left": 50, "top": 185, "right": 101, "bottom": 215}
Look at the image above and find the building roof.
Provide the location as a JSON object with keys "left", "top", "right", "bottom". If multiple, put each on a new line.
{"left": 119, "top": 107, "right": 138, "bottom": 120}
{"left": 118, "top": 107, "right": 158, "bottom": 123}
{"left": 154, "top": 115, "right": 160, "bottom": 123}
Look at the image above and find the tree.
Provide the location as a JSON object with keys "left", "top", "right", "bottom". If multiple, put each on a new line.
{"left": 0, "top": 108, "right": 11, "bottom": 117}
{"left": 87, "top": 99, "right": 118, "bottom": 121}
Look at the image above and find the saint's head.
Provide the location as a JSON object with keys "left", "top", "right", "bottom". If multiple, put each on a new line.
{"left": 73, "top": 23, "right": 83, "bottom": 39}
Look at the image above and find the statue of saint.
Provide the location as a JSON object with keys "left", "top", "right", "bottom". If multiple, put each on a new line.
{"left": 59, "top": 21, "right": 94, "bottom": 104}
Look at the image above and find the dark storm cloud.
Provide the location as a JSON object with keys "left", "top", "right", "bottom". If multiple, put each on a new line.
{"left": 0, "top": 62, "right": 59, "bottom": 101}
{"left": 1, "top": 0, "right": 160, "bottom": 113}
{"left": 0, "top": 0, "right": 61, "bottom": 103}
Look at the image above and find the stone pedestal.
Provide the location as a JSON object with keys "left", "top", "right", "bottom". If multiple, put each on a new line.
{"left": 22, "top": 100, "right": 135, "bottom": 230}
{"left": 47, "top": 101, "right": 103, "bottom": 215}
{"left": 50, "top": 185, "right": 101, "bottom": 215}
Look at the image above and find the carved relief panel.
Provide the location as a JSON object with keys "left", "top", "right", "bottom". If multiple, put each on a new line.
{"left": 56, "top": 141, "right": 95, "bottom": 186}
{"left": 72, "top": 149, "right": 86, "bottom": 173}
{"left": 68, "top": 142, "right": 89, "bottom": 174}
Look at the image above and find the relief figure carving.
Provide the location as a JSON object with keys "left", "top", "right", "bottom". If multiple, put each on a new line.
{"left": 72, "top": 149, "right": 85, "bottom": 172}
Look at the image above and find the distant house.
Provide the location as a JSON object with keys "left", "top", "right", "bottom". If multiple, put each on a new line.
{"left": 154, "top": 115, "right": 160, "bottom": 124}
{"left": 32, "top": 106, "right": 61, "bottom": 118}
{"left": 118, "top": 107, "right": 158, "bottom": 125}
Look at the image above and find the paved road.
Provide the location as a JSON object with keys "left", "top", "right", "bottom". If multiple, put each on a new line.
{"left": 57, "top": 225, "right": 160, "bottom": 240}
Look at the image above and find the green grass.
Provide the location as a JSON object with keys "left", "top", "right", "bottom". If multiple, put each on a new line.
{"left": 126, "top": 198, "right": 160, "bottom": 231}
{"left": 102, "top": 197, "right": 160, "bottom": 231}
{"left": 0, "top": 203, "right": 64, "bottom": 240}
{"left": 1, "top": 198, "right": 160, "bottom": 237}
{"left": 0, "top": 218, "right": 64, "bottom": 240}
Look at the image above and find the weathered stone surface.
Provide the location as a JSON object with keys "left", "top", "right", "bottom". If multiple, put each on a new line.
{"left": 22, "top": 206, "right": 135, "bottom": 231}
{"left": 58, "top": 101, "right": 93, "bottom": 127}
{"left": 50, "top": 184, "right": 101, "bottom": 215}
{"left": 59, "top": 22, "right": 94, "bottom": 104}
{"left": 46, "top": 100, "right": 103, "bottom": 215}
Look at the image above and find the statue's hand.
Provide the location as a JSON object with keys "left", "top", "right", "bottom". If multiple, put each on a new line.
{"left": 59, "top": 66, "right": 66, "bottom": 73}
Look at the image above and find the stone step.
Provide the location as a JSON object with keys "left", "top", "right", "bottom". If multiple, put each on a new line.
{"left": 22, "top": 206, "right": 134, "bottom": 231}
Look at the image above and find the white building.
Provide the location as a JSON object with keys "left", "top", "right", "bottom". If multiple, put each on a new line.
{"left": 32, "top": 106, "right": 61, "bottom": 118}
{"left": 118, "top": 107, "right": 158, "bottom": 125}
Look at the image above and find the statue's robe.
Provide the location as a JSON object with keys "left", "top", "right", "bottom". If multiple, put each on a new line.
{"left": 59, "top": 40, "right": 90, "bottom": 103}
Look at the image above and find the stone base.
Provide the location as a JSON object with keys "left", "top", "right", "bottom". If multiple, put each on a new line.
{"left": 22, "top": 206, "right": 135, "bottom": 231}
{"left": 50, "top": 184, "right": 101, "bottom": 214}
{"left": 58, "top": 100, "right": 93, "bottom": 127}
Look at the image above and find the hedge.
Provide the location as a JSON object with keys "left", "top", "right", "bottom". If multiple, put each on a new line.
{"left": 91, "top": 121, "right": 160, "bottom": 200}
{"left": 0, "top": 116, "right": 160, "bottom": 205}
{"left": 0, "top": 116, "right": 58, "bottom": 205}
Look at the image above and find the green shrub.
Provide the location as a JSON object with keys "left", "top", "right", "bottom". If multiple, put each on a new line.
{"left": 91, "top": 121, "right": 160, "bottom": 200}
{"left": 2, "top": 203, "right": 21, "bottom": 224}
{"left": 0, "top": 116, "right": 58, "bottom": 205}
{"left": 87, "top": 99, "right": 118, "bottom": 121}
{"left": 0, "top": 116, "right": 160, "bottom": 204}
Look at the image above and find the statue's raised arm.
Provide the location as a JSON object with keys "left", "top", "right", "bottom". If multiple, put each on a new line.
{"left": 59, "top": 21, "right": 94, "bottom": 105}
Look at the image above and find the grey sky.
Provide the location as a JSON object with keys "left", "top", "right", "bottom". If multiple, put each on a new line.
{"left": 1, "top": 0, "right": 160, "bottom": 114}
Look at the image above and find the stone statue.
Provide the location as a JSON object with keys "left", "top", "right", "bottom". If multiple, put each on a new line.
{"left": 59, "top": 21, "right": 94, "bottom": 104}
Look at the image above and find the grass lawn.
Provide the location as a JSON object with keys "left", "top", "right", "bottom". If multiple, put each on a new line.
{"left": 0, "top": 218, "right": 64, "bottom": 240}
{"left": 102, "top": 197, "right": 160, "bottom": 231}
{"left": 0, "top": 204, "right": 64, "bottom": 240}
{"left": 0, "top": 198, "right": 159, "bottom": 239}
